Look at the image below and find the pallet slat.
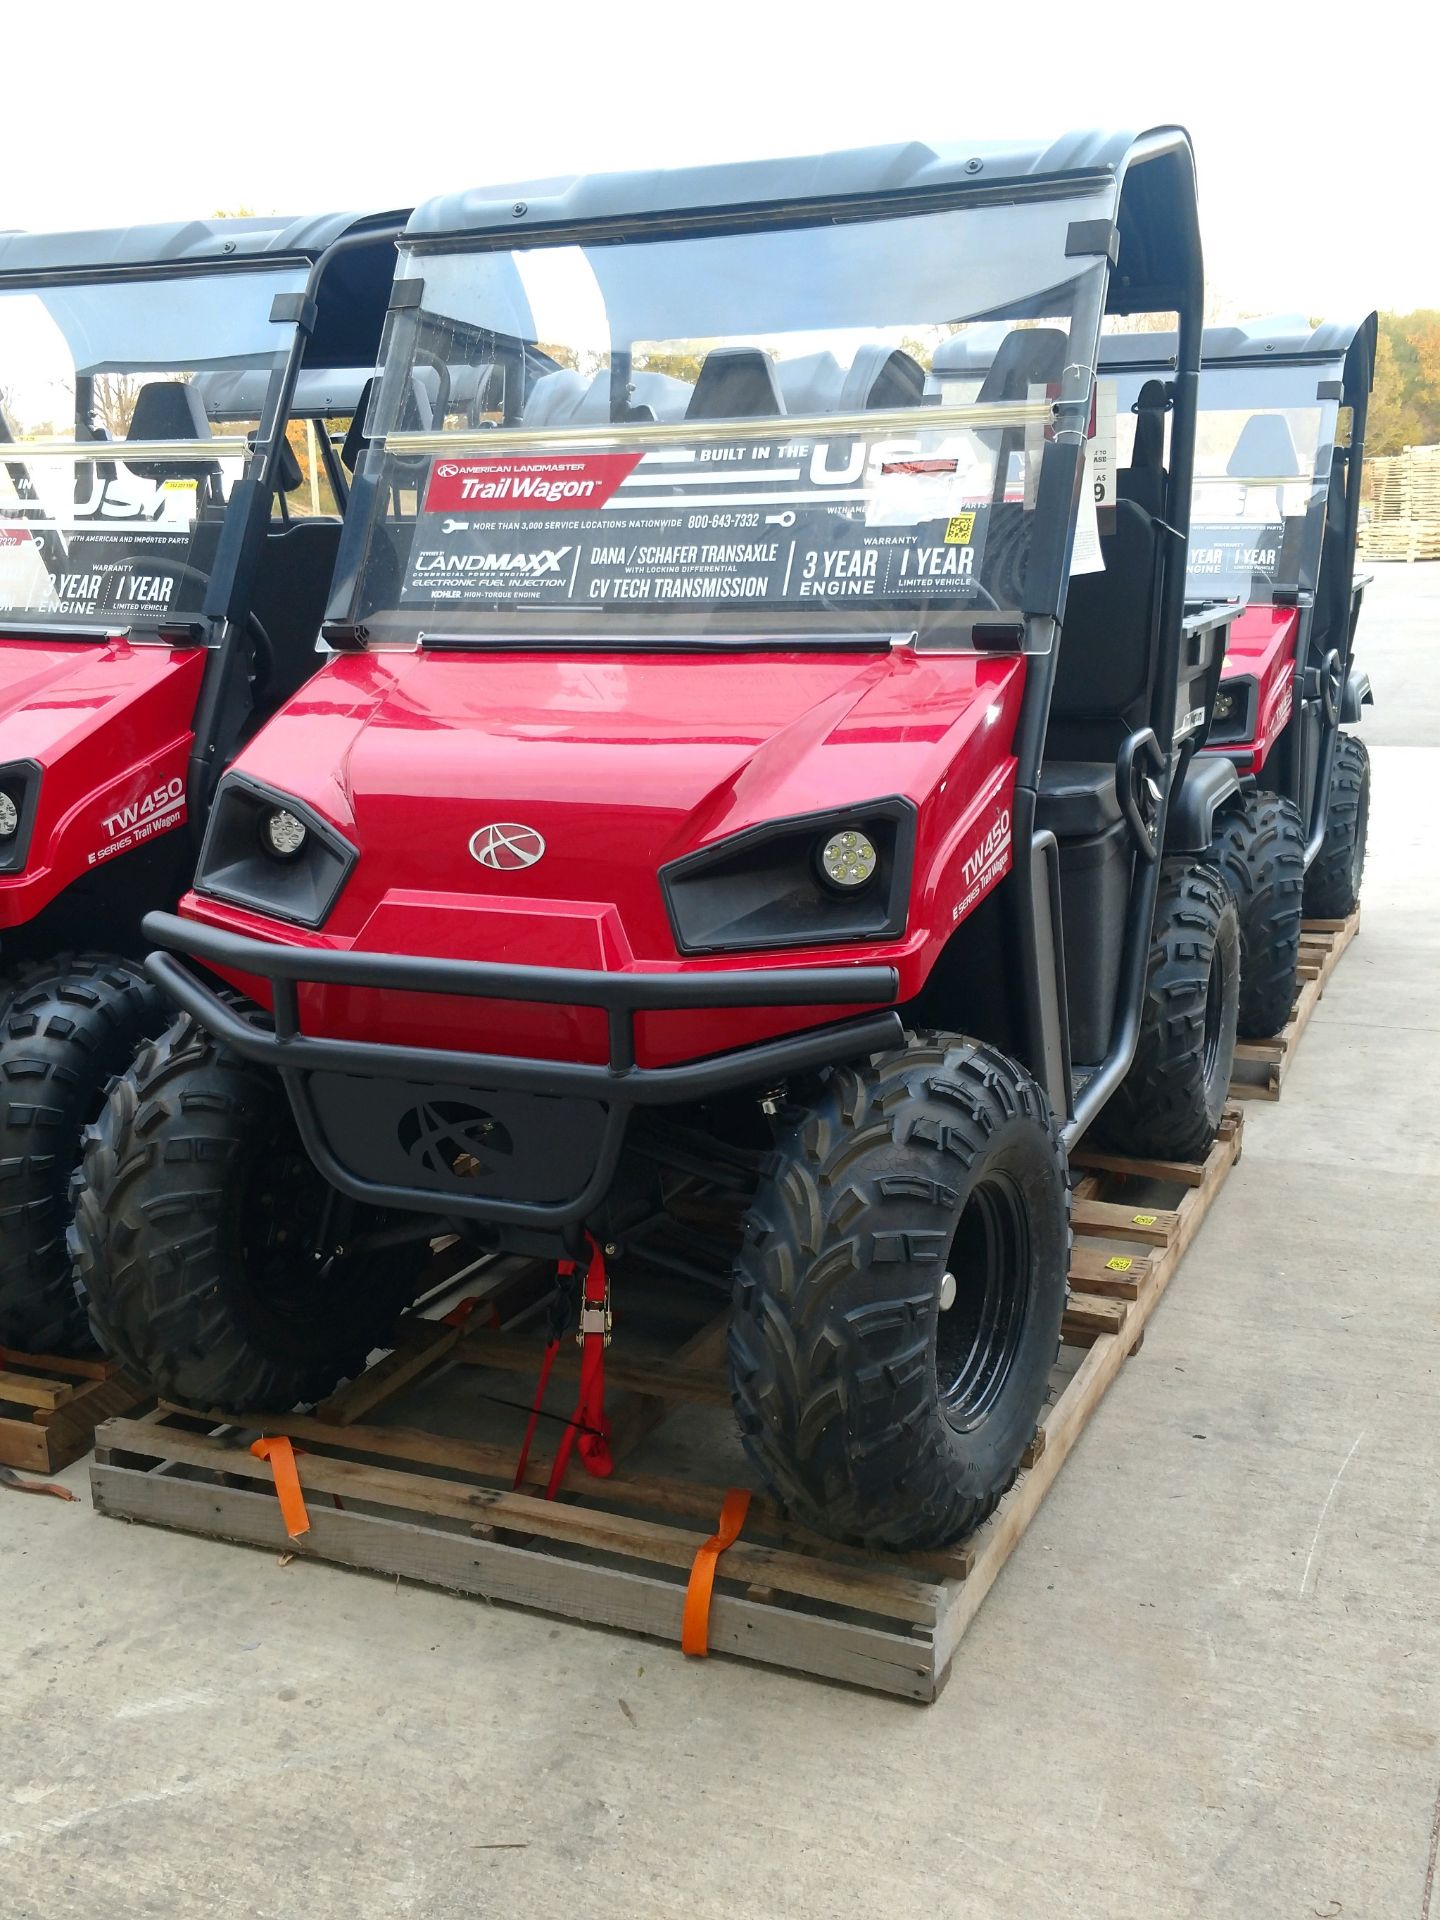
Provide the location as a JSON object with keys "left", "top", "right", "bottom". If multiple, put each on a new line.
{"left": 1230, "top": 908, "right": 1360, "bottom": 1102}
{"left": 91, "top": 1102, "right": 1250, "bottom": 1701}
{"left": 2, "top": 1352, "right": 145, "bottom": 1473}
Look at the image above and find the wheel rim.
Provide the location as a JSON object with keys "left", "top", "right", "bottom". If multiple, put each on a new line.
{"left": 935, "top": 1172, "right": 1031, "bottom": 1432}
{"left": 1202, "top": 953, "right": 1226, "bottom": 1085}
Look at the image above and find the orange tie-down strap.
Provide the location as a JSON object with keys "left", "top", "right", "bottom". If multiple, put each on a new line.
{"left": 681, "top": 1488, "right": 752, "bottom": 1658}
{"left": 250, "top": 1436, "right": 311, "bottom": 1540}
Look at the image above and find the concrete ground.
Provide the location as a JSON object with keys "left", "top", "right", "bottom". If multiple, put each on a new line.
{"left": 6, "top": 564, "right": 1439, "bottom": 1920}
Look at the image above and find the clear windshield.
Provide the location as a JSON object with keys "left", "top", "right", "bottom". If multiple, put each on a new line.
{"left": 1108, "top": 358, "right": 1341, "bottom": 605}
{"left": 338, "top": 193, "right": 1114, "bottom": 649}
{"left": 0, "top": 264, "right": 308, "bottom": 628}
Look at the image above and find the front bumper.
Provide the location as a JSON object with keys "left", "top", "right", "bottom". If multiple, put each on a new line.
{"left": 143, "top": 911, "right": 901, "bottom": 1232}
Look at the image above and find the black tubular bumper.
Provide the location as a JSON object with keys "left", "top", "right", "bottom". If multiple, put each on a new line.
{"left": 141, "top": 911, "right": 902, "bottom": 1231}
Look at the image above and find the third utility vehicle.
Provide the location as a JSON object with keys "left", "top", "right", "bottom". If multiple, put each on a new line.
{"left": 1104, "top": 316, "right": 1376, "bottom": 1034}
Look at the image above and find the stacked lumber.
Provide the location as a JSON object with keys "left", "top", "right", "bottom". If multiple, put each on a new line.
{"left": 1361, "top": 443, "right": 1440, "bottom": 561}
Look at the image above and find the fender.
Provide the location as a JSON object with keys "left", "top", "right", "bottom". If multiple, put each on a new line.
{"left": 1164, "top": 753, "right": 1240, "bottom": 853}
{"left": 1341, "top": 666, "right": 1373, "bottom": 723}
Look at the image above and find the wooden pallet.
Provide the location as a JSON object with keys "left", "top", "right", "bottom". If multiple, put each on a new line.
{"left": 1229, "top": 908, "right": 1360, "bottom": 1101}
{"left": 1, "top": 1350, "right": 146, "bottom": 1473}
{"left": 89, "top": 1107, "right": 1243, "bottom": 1702}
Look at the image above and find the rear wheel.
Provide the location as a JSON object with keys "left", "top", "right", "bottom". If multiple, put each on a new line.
{"left": 1092, "top": 860, "right": 1239, "bottom": 1162}
{"left": 71, "top": 1012, "right": 430, "bottom": 1409}
{"left": 1304, "top": 732, "right": 1370, "bottom": 919}
{"left": 0, "top": 955, "right": 167, "bottom": 1355}
{"left": 729, "top": 1034, "right": 1070, "bottom": 1552}
{"left": 1211, "top": 792, "right": 1306, "bottom": 1039}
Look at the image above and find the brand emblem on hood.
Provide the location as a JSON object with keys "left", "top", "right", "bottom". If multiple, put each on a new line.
{"left": 469, "top": 822, "right": 545, "bottom": 870}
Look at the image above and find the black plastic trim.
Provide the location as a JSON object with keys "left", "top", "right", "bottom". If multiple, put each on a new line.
{"left": 659, "top": 798, "right": 917, "bottom": 956}
{"left": 193, "top": 775, "right": 357, "bottom": 929}
{"left": 1164, "top": 752, "right": 1240, "bottom": 852}
{"left": 1205, "top": 673, "right": 1259, "bottom": 747}
{"left": 1066, "top": 218, "right": 1120, "bottom": 262}
{"left": 0, "top": 760, "right": 42, "bottom": 875}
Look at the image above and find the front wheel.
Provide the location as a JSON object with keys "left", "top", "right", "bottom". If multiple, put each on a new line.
{"left": 729, "top": 1034, "right": 1070, "bottom": 1552}
{"left": 1211, "top": 792, "right": 1306, "bottom": 1039}
{"left": 0, "top": 955, "right": 168, "bottom": 1354}
{"left": 72, "top": 1013, "right": 431, "bottom": 1409}
{"left": 1092, "top": 859, "right": 1240, "bottom": 1162}
{"left": 1304, "top": 732, "right": 1370, "bottom": 918}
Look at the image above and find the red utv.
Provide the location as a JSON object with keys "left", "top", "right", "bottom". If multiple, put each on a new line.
{"left": 1102, "top": 318, "right": 1376, "bottom": 1034}
{"left": 0, "top": 208, "right": 406, "bottom": 1352}
{"left": 81, "top": 129, "right": 1247, "bottom": 1551}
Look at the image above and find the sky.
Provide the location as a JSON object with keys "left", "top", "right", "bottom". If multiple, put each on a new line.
{"left": 6, "top": 0, "right": 1436, "bottom": 317}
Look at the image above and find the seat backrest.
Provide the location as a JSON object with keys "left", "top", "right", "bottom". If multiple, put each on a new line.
{"left": 1047, "top": 497, "right": 1159, "bottom": 759}
{"left": 125, "top": 380, "right": 220, "bottom": 486}
{"left": 1226, "top": 411, "right": 1300, "bottom": 482}
{"left": 340, "top": 378, "right": 376, "bottom": 473}
{"left": 777, "top": 351, "right": 843, "bottom": 414}
{"left": 841, "top": 345, "right": 926, "bottom": 412}
{"left": 1118, "top": 378, "right": 1168, "bottom": 519}
{"left": 521, "top": 369, "right": 590, "bottom": 426}
{"left": 250, "top": 519, "right": 346, "bottom": 708}
{"left": 685, "top": 346, "right": 785, "bottom": 420}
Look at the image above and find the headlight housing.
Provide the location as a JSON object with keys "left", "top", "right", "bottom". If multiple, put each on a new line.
{"left": 195, "top": 775, "right": 356, "bottom": 928}
{"left": 661, "top": 799, "right": 916, "bottom": 955}
{"left": 0, "top": 762, "right": 41, "bottom": 873}
{"left": 1206, "top": 674, "right": 1258, "bottom": 746}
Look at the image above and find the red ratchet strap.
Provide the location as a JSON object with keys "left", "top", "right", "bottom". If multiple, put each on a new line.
{"left": 513, "top": 1236, "right": 614, "bottom": 1498}
{"left": 682, "top": 1488, "right": 752, "bottom": 1657}
{"left": 250, "top": 1435, "right": 311, "bottom": 1539}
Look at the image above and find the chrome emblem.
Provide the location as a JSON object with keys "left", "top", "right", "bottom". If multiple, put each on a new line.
{"left": 469, "top": 822, "right": 545, "bottom": 870}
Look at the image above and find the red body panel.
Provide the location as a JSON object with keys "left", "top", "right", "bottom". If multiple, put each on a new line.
{"left": 182, "top": 646, "right": 1026, "bottom": 1066}
{"left": 0, "top": 636, "right": 205, "bottom": 928}
{"left": 1209, "top": 604, "right": 1297, "bottom": 775}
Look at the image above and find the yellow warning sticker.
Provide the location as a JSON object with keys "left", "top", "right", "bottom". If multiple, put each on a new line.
{"left": 1105, "top": 1256, "right": 1133, "bottom": 1272}
{"left": 1131, "top": 1213, "right": 1157, "bottom": 1227}
{"left": 944, "top": 512, "right": 976, "bottom": 545}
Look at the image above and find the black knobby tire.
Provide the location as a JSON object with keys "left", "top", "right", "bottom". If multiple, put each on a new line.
{"left": 72, "top": 1012, "right": 430, "bottom": 1408}
{"left": 0, "top": 955, "right": 168, "bottom": 1354}
{"left": 1304, "top": 732, "right": 1370, "bottom": 919}
{"left": 729, "top": 1034, "right": 1070, "bottom": 1552}
{"left": 1092, "top": 860, "right": 1240, "bottom": 1162}
{"left": 1211, "top": 792, "right": 1306, "bottom": 1039}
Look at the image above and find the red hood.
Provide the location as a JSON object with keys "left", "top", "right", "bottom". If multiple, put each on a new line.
{"left": 225, "top": 644, "right": 1024, "bottom": 964}
{"left": 0, "top": 635, "right": 205, "bottom": 926}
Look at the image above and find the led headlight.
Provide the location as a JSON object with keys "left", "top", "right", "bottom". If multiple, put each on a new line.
{"left": 261, "top": 807, "right": 308, "bottom": 859}
{"left": 819, "top": 828, "right": 877, "bottom": 889}
{"left": 0, "top": 792, "right": 17, "bottom": 839}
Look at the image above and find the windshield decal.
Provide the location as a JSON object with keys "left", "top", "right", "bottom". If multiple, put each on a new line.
{"left": 1186, "top": 520, "right": 1287, "bottom": 600}
{"left": 400, "top": 428, "right": 999, "bottom": 611}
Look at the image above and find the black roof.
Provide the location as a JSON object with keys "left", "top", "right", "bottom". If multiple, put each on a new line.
{"left": 405, "top": 128, "right": 1200, "bottom": 320}
{"left": 1099, "top": 313, "right": 1379, "bottom": 371}
{"left": 407, "top": 130, "right": 1181, "bottom": 236}
{"left": 0, "top": 208, "right": 405, "bottom": 280}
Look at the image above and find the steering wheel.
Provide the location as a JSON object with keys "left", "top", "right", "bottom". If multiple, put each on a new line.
{"left": 111, "top": 555, "right": 275, "bottom": 697}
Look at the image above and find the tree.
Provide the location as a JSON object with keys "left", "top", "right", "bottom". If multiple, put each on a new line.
{"left": 91, "top": 374, "right": 143, "bottom": 436}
